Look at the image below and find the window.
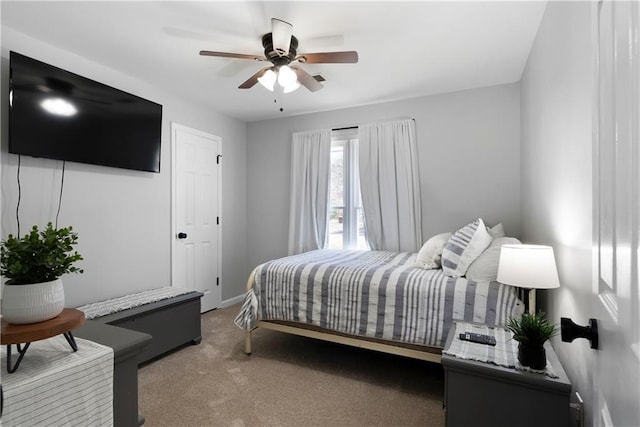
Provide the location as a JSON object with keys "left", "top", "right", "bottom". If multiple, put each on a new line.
{"left": 328, "top": 129, "right": 368, "bottom": 250}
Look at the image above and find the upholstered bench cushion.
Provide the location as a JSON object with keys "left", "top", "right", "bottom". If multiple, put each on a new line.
{"left": 77, "top": 287, "right": 194, "bottom": 320}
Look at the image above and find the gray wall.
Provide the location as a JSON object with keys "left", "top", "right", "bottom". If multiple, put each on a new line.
{"left": 520, "top": 2, "right": 594, "bottom": 424}
{"left": 0, "top": 28, "right": 248, "bottom": 306}
{"left": 246, "top": 83, "right": 521, "bottom": 268}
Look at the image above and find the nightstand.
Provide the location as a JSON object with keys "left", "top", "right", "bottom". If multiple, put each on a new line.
{"left": 442, "top": 322, "right": 572, "bottom": 427}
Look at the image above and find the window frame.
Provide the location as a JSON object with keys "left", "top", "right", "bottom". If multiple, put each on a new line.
{"left": 330, "top": 128, "right": 366, "bottom": 250}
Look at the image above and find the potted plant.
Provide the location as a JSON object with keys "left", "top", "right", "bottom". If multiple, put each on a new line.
{"left": 506, "top": 311, "right": 558, "bottom": 370}
{"left": 0, "top": 223, "right": 83, "bottom": 324}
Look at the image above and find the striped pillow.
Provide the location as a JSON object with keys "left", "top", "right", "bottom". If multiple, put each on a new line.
{"left": 441, "top": 218, "right": 493, "bottom": 277}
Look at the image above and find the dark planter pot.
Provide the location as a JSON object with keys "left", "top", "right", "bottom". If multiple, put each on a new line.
{"left": 517, "top": 343, "right": 547, "bottom": 370}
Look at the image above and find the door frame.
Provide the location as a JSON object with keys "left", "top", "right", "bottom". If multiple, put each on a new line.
{"left": 170, "top": 122, "right": 222, "bottom": 298}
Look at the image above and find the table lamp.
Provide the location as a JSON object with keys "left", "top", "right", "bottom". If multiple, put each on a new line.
{"left": 496, "top": 244, "right": 560, "bottom": 314}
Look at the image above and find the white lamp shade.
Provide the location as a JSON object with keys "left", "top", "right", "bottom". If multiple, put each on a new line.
{"left": 497, "top": 244, "right": 560, "bottom": 289}
{"left": 277, "top": 65, "right": 298, "bottom": 87}
{"left": 283, "top": 80, "right": 300, "bottom": 93}
{"left": 258, "top": 69, "right": 277, "bottom": 91}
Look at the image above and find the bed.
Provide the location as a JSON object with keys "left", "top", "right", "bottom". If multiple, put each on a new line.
{"left": 235, "top": 248, "right": 524, "bottom": 364}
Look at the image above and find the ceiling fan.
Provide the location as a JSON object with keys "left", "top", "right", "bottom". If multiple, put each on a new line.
{"left": 199, "top": 18, "right": 358, "bottom": 93}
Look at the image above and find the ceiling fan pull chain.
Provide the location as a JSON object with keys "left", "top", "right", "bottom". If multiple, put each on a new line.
{"left": 273, "top": 87, "right": 285, "bottom": 112}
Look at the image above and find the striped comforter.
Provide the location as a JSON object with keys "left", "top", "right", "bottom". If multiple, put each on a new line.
{"left": 235, "top": 249, "right": 524, "bottom": 349}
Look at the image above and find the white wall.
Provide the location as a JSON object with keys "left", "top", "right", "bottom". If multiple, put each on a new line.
{"left": 246, "top": 83, "right": 521, "bottom": 268}
{"left": 1, "top": 28, "right": 248, "bottom": 306}
{"left": 520, "top": 2, "right": 594, "bottom": 424}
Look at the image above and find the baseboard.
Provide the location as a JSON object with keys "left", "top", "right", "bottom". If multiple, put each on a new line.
{"left": 220, "top": 294, "right": 244, "bottom": 308}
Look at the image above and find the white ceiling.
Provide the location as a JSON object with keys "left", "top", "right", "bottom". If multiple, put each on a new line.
{"left": 1, "top": 1, "right": 547, "bottom": 123}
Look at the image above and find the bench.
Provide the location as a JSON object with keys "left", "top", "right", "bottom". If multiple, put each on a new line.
{"left": 77, "top": 288, "right": 203, "bottom": 364}
{"left": 74, "top": 322, "right": 152, "bottom": 427}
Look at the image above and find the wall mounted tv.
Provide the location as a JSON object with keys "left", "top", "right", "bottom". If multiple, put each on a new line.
{"left": 9, "top": 51, "right": 162, "bottom": 173}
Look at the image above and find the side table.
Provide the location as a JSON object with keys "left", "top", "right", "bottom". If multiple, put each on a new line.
{"left": 1, "top": 308, "right": 85, "bottom": 373}
{"left": 442, "top": 322, "right": 572, "bottom": 427}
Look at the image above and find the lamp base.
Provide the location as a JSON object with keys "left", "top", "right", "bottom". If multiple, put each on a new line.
{"left": 525, "top": 288, "right": 537, "bottom": 314}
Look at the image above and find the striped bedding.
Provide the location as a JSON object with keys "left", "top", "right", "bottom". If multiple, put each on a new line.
{"left": 235, "top": 249, "right": 524, "bottom": 349}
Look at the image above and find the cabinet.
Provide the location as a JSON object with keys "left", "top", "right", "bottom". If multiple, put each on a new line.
{"left": 442, "top": 323, "right": 572, "bottom": 427}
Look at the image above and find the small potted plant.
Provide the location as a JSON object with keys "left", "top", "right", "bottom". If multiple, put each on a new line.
{"left": 506, "top": 311, "right": 558, "bottom": 370}
{"left": 1, "top": 223, "right": 83, "bottom": 324}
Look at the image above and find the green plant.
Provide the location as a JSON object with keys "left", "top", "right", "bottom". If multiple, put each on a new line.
{"left": 0, "top": 223, "right": 84, "bottom": 285}
{"left": 506, "top": 311, "right": 558, "bottom": 348}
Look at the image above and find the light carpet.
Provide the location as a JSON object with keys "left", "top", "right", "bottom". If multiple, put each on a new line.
{"left": 138, "top": 304, "right": 445, "bottom": 427}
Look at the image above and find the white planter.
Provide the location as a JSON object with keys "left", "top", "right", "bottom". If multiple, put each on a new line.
{"left": 1, "top": 279, "right": 65, "bottom": 324}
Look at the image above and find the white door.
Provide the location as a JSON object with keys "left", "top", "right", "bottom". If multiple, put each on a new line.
{"left": 171, "top": 123, "right": 221, "bottom": 312}
{"left": 592, "top": 1, "right": 640, "bottom": 425}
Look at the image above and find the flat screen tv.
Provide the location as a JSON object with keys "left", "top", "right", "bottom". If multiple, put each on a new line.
{"left": 9, "top": 51, "right": 162, "bottom": 173}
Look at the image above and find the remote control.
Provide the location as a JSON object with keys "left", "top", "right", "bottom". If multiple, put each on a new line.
{"left": 459, "top": 332, "right": 497, "bottom": 346}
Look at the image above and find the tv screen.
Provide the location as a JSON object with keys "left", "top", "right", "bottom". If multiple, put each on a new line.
{"left": 9, "top": 51, "right": 162, "bottom": 173}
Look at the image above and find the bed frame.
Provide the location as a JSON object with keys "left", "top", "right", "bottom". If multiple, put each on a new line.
{"left": 243, "top": 269, "right": 443, "bottom": 364}
{"left": 243, "top": 267, "right": 529, "bottom": 364}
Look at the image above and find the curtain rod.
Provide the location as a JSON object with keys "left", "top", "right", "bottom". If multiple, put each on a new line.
{"left": 332, "top": 118, "right": 415, "bottom": 132}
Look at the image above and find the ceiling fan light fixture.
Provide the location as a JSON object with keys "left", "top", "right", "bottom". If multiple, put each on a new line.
{"left": 201, "top": 17, "right": 358, "bottom": 94}
{"left": 271, "top": 18, "right": 293, "bottom": 56}
{"left": 283, "top": 81, "right": 301, "bottom": 94}
{"left": 258, "top": 69, "right": 277, "bottom": 91}
{"left": 277, "top": 65, "right": 298, "bottom": 88}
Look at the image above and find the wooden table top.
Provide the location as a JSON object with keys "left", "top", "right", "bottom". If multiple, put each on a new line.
{"left": 1, "top": 308, "right": 85, "bottom": 345}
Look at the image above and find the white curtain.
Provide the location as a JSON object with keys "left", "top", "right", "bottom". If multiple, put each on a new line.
{"left": 287, "top": 129, "right": 332, "bottom": 254}
{"left": 358, "top": 119, "right": 422, "bottom": 252}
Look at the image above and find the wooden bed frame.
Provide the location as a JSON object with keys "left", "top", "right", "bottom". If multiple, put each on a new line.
{"left": 243, "top": 269, "right": 443, "bottom": 364}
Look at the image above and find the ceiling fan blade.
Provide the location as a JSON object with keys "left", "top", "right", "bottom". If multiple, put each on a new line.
{"left": 296, "top": 51, "right": 359, "bottom": 64}
{"left": 271, "top": 18, "right": 293, "bottom": 56}
{"left": 238, "top": 67, "right": 272, "bottom": 89}
{"left": 200, "top": 50, "right": 267, "bottom": 61}
{"left": 291, "top": 65, "right": 323, "bottom": 92}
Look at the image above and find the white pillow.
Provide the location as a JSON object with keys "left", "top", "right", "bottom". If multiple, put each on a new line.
{"left": 414, "top": 232, "right": 452, "bottom": 270}
{"left": 487, "top": 223, "right": 506, "bottom": 238}
{"left": 441, "top": 218, "right": 493, "bottom": 277}
{"left": 466, "top": 237, "right": 522, "bottom": 282}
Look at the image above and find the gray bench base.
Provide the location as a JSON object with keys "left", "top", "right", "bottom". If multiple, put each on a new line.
{"left": 75, "top": 321, "right": 152, "bottom": 427}
{"left": 90, "top": 291, "right": 204, "bottom": 364}
{"left": 76, "top": 291, "right": 203, "bottom": 426}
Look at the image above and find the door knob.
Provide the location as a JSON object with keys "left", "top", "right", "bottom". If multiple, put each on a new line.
{"left": 177, "top": 232, "right": 188, "bottom": 239}
{"left": 561, "top": 317, "right": 599, "bottom": 349}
